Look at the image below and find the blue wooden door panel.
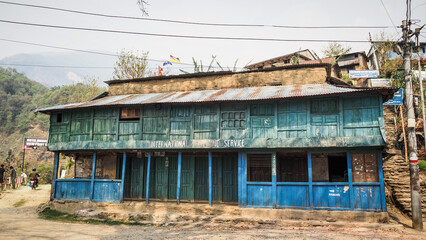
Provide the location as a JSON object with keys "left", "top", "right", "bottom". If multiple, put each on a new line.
{"left": 128, "top": 157, "right": 144, "bottom": 199}
{"left": 93, "top": 181, "right": 121, "bottom": 202}
{"left": 247, "top": 185, "right": 272, "bottom": 207}
{"left": 222, "top": 155, "right": 238, "bottom": 202}
{"left": 181, "top": 156, "right": 195, "bottom": 200}
{"left": 276, "top": 185, "right": 309, "bottom": 208}
{"left": 312, "top": 185, "right": 350, "bottom": 209}
{"left": 353, "top": 186, "right": 382, "bottom": 211}
{"left": 168, "top": 156, "right": 178, "bottom": 200}
{"left": 212, "top": 156, "right": 223, "bottom": 202}
{"left": 154, "top": 157, "right": 168, "bottom": 199}
{"left": 194, "top": 156, "right": 209, "bottom": 201}
{"left": 55, "top": 181, "right": 91, "bottom": 200}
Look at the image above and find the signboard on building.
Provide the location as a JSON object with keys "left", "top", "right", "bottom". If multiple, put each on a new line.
{"left": 371, "top": 79, "right": 391, "bottom": 87}
{"left": 24, "top": 138, "right": 48, "bottom": 147}
{"left": 383, "top": 88, "right": 403, "bottom": 105}
{"left": 349, "top": 70, "right": 379, "bottom": 78}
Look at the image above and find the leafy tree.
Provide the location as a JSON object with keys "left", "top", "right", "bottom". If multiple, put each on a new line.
{"left": 322, "top": 43, "right": 352, "bottom": 58}
{"left": 113, "top": 49, "right": 150, "bottom": 80}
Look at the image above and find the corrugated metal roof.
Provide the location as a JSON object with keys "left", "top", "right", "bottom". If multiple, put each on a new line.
{"left": 35, "top": 83, "right": 396, "bottom": 113}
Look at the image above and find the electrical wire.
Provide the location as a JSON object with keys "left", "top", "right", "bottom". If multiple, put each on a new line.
{"left": 0, "top": 63, "right": 113, "bottom": 69}
{"left": 0, "top": 62, "right": 243, "bottom": 70}
{"left": 379, "top": 0, "right": 400, "bottom": 36}
{"left": 0, "top": 0, "right": 396, "bottom": 29}
{"left": 0, "top": 38, "right": 194, "bottom": 66}
{"left": 0, "top": 19, "right": 373, "bottom": 43}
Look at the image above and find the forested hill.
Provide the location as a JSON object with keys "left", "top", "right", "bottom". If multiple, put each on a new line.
{"left": 0, "top": 67, "right": 106, "bottom": 166}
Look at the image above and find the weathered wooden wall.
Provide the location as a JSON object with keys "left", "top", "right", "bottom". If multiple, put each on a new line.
{"left": 48, "top": 94, "right": 385, "bottom": 151}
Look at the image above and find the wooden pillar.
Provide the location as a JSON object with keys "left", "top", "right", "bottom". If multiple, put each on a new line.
{"left": 90, "top": 152, "right": 97, "bottom": 201}
{"left": 271, "top": 152, "right": 277, "bottom": 208}
{"left": 238, "top": 152, "right": 243, "bottom": 206}
{"left": 241, "top": 152, "right": 247, "bottom": 206}
{"left": 308, "top": 151, "right": 313, "bottom": 209}
{"left": 146, "top": 152, "right": 152, "bottom": 203}
{"left": 347, "top": 152, "right": 355, "bottom": 210}
{"left": 378, "top": 151, "right": 387, "bottom": 212}
{"left": 120, "top": 152, "right": 127, "bottom": 203}
{"left": 208, "top": 152, "right": 213, "bottom": 206}
{"left": 177, "top": 152, "right": 182, "bottom": 204}
{"left": 51, "top": 152, "right": 60, "bottom": 201}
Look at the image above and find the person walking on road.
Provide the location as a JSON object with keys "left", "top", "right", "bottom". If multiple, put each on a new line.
{"left": 10, "top": 166, "right": 17, "bottom": 189}
{"left": 0, "top": 164, "right": 5, "bottom": 191}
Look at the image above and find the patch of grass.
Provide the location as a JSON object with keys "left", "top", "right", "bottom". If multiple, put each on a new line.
{"left": 39, "top": 209, "right": 143, "bottom": 226}
{"left": 419, "top": 160, "right": 426, "bottom": 174}
{"left": 13, "top": 199, "right": 27, "bottom": 208}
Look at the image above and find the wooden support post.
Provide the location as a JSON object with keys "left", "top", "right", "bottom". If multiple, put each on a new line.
{"left": 177, "top": 152, "right": 182, "bottom": 204}
{"left": 238, "top": 152, "right": 242, "bottom": 206}
{"left": 308, "top": 151, "right": 313, "bottom": 210}
{"left": 271, "top": 152, "right": 277, "bottom": 208}
{"left": 208, "top": 152, "right": 213, "bottom": 206}
{"left": 400, "top": 106, "right": 409, "bottom": 162}
{"left": 347, "top": 152, "right": 354, "bottom": 210}
{"left": 90, "top": 152, "right": 97, "bottom": 201}
{"left": 240, "top": 152, "right": 247, "bottom": 206}
{"left": 51, "top": 152, "right": 60, "bottom": 201}
{"left": 146, "top": 152, "right": 151, "bottom": 203}
{"left": 378, "top": 151, "right": 387, "bottom": 212}
{"left": 120, "top": 152, "right": 126, "bottom": 203}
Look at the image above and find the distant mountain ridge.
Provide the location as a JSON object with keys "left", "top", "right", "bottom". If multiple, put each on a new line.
{"left": 0, "top": 52, "right": 115, "bottom": 87}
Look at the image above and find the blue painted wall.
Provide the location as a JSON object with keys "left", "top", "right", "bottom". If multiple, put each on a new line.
{"left": 239, "top": 150, "right": 386, "bottom": 212}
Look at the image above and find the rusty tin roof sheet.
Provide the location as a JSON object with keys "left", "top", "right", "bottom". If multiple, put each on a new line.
{"left": 35, "top": 83, "right": 396, "bottom": 113}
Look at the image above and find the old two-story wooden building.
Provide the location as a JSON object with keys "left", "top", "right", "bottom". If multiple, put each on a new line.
{"left": 36, "top": 64, "right": 396, "bottom": 212}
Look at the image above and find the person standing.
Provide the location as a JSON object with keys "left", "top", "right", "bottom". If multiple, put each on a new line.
{"left": 21, "top": 171, "right": 27, "bottom": 185}
{"left": 10, "top": 166, "right": 17, "bottom": 189}
{"left": 0, "top": 164, "right": 5, "bottom": 190}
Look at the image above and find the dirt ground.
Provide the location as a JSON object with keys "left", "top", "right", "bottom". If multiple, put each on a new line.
{"left": 0, "top": 185, "right": 425, "bottom": 240}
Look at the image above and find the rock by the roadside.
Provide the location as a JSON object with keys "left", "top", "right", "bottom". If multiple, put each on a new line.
{"left": 326, "top": 217, "right": 337, "bottom": 222}
{"left": 36, "top": 203, "right": 50, "bottom": 213}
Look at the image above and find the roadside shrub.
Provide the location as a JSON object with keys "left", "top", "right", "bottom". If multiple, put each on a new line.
{"left": 35, "top": 163, "right": 53, "bottom": 184}
{"left": 419, "top": 160, "right": 426, "bottom": 174}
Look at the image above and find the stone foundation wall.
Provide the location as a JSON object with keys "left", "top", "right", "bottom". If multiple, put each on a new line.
{"left": 107, "top": 66, "right": 328, "bottom": 95}
{"left": 383, "top": 106, "right": 426, "bottom": 221}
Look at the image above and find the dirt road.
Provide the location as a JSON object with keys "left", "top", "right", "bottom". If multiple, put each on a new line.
{"left": 0, "top": 185, "right": 425, "bottom": 240}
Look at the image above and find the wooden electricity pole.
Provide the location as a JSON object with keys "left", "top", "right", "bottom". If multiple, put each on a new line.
{"left": 401, "top": 19, "right": 423, "bottom": 231}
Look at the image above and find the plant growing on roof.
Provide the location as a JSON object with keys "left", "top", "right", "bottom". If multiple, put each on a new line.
{"left": 113, "top": 49, "right": 150, "bottom": 80}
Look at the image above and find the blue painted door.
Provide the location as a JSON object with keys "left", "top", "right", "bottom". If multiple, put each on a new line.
{"left": 154, "top": 157, "right": 168, "bottom": 199}
{"left": 212, "top": 156, "right": 223, "bottom": 202}
{"left": 222, "top": 155, "right": 238, "bottom": 202}
{"left": 168, "top": 156, "right": 178, "bottom": 200}
{"left": 124, "top": 156, "right": 145, "bottom": 199}
{"left": 181, "top": 156, "right": 195, "bottom": 200}
{"left": 194, "top": 156, "right": 209, "bottom": 201}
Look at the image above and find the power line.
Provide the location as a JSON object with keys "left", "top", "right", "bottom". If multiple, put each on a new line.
{"left": 379, "top": 0, "right": 400, "bottom": 36}
{"left": 0, "top": 38, "right": 193, "bottom": 66}
{"left": 0, "top": 63, "right": 113, "bottom": 69}
{"left": 0, "top": 62, "right": 239, "bottom": 70}
{"left": 0, "top": 0, "right": 396, "bottom": 29}
{"left": 0, "top": 19, "right": 373, "bottom": 43}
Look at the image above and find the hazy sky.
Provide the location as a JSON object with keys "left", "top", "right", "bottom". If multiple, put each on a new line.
{"left": 0, "top": 0, "right": 425, "bottom": 71}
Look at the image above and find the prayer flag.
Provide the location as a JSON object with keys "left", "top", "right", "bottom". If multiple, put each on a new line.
{"left": 170, "top": 55, "right": 181, "bottom": 63}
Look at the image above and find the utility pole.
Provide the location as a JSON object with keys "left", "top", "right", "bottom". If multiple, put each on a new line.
{"left": 401, "top": 19, "right": 423, "bottom": 231}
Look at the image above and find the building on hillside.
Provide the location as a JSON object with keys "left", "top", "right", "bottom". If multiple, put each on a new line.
{"left": 245, "top": 49, "right": 316, "bottom": 70}
{"left": 367, "top": 42, "right": 426, "bottom": 70}
{"left": 36, "top": 63, "right": 396, "bottom": 212}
